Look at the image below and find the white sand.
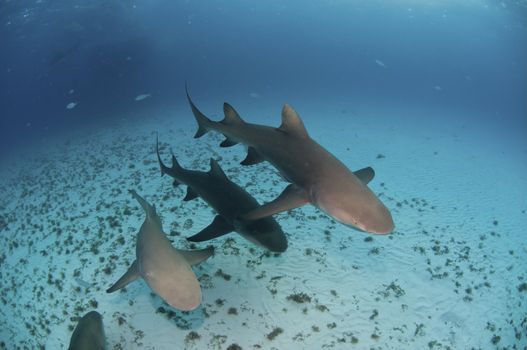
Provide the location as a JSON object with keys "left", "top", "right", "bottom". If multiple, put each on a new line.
{"left": 0, "top": 102, "right": 525, "bottom": 349}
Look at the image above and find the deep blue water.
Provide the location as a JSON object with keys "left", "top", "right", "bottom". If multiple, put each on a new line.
{"left": 1, "top": 0, "right": 526, "bottom": 156}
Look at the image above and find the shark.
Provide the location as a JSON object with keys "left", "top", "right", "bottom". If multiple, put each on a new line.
{"left": 186, "top": 88, "right": 394, "bottom": 234}
{"left": 156, "top": 137, "right": 288, "bottom": 252}
{"left": 68, "top": 311, "right": 106, "bottom": 350}
{"left": 48, "top": 41, "right": 81, "bottom": 67}
{"left": 106, "top": 190, "right": 214, "bottom": 311}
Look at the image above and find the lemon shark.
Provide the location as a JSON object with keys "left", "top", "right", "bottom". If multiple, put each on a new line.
{"left": 68, "top": 311, "right": 106, "bottom": 350}
{"left": 106, "top": 190, "right": 214, "bottom": 311}
{"left": 187, "top": 89, "right": 394, "bottom": 234}
{"left": 156, "top": 137, "right": 288, "bottom": 252}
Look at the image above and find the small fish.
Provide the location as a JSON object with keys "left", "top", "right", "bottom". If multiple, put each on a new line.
{"left": 66, "top": 102, "right": 77, "bottom": 110}
{"left": 75, "top": 277, "right": 91, "bottom": 289}
{"left": 134, "top": 93, "right": 151, "bottom": 101}
{"left": 375, "top": 59, "right": 387, "bottom": 68}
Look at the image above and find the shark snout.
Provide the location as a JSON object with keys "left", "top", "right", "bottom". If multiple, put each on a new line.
{"left": 356, "top": 215, "right": 394, "bottom": 235}
{"left": 321, "top": 199, "right": 394, "bottom": 235}
{"left": 355, "top": 204, "right": 394, "bottom": 234}
{"left": 234, "top": 218, "right": 289, "bottom": 253}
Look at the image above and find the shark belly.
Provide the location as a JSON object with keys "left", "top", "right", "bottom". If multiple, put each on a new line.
{"left": 138, "top": 233, "right": 202, "bottom": 311}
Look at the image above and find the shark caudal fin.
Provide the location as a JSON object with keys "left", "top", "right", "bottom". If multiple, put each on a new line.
{"left": 186, "top": 84, "right": 213, "bottom": 138}
{"left": 156, "top": 135, "right": 186, "bottom": 188}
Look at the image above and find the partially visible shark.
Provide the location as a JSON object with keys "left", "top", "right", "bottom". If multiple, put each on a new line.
{"left": 106, "top": 190, "right": 213, "bottom": 311}
{"left": 156, "top": 137, "right": 288, "bottom": 252}
{"left": 68, "top": 311, "right": 106, "bottom": 350}
{"left": 48, "top": 41, "right": 81, "bottom": 67}
{"left": 186, "top": 88, "right": 394, "bottom": 234}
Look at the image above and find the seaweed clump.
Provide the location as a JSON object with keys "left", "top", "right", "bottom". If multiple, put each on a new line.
{"left": 286, "top": 292, "right": 311, "bottom": 304}
{"left": 267, "top": 327, "right": 283, "bottom": 340}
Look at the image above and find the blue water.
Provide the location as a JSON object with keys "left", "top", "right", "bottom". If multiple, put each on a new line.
{"left": 2, "top": 0, "right": 526, "bottom": 154}
{"left": 0, "top": 1, "right": 526, "bottom": 349}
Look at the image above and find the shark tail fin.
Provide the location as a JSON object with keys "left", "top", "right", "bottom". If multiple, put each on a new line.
{"left": 156, "top": 135, "right": 183, "bottom": 186}
{"left": 186, "top": 84, "right": 212, "bottom": 138}
{"left": 156, "top": 134, "right": 168, "bottom": 176}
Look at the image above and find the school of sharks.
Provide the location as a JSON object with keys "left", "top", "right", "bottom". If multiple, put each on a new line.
{"left": 67, "top": 87, "right": 394, "bottom": 349}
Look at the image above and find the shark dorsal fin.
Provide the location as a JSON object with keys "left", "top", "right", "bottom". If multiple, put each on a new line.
{"left": 170, "top": 153, "right": 181, "bottom": 170}
{"left": 209, "top": 159, "right": 228, "bottom": 179}
{"left": 222, "top": 103, "right": 244, "bottom": 125}
{"left": 354, "top": 167, "right": 375, "bottom": 185}
{"left": 278, "top": 104, "right": 308, "bottom": 138}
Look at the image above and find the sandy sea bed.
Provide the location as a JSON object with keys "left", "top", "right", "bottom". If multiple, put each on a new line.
{"left": 0, "top": 101, "right": 525, "bottom": 349}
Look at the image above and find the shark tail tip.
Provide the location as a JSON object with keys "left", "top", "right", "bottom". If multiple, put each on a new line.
{"left": 156, "top": 136, "right": 174, "bottom": 177}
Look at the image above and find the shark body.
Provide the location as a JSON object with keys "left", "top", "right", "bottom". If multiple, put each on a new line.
{"left": 106, "top": 190, "right": 213, "bottom": 311}
{"left": 187, "top": 89, "right": 394, "bottom": 234}
{"left": 156, "top": 138, "right": 288, "bottom": 252}
{"left": 68, "top": 311, "right": 106, "bottom": 350}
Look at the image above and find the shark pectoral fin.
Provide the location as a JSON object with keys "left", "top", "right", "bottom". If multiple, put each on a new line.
{"left": 240, "top": 184, "right": 309, "bottom": 220}
{"left": 241, "top": 147, "right": 265, "bottom": 166}
{"left": 178, "top": 246, "right": 215, "bottom": 266}
{"left": 106, "top": 260, "right": 140, "bottom": 293}
{"left": 187, "top": 215, "right": 233, "bottom": 242}
{"left": 277, "top": 104, "right": 309, "bottom": 138}
{"left": 184, "top": 187, "right": 199, "bottom": 201}
{"left": 354, "top": 167, "right": 375, "bottom": 185}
